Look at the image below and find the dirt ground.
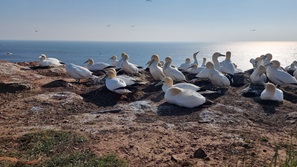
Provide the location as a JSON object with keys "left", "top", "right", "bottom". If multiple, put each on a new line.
{"left": 1, "top": 60, "right": 297, "bottom": 166}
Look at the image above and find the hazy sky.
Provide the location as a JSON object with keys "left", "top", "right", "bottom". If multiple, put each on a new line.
{"left": 1, "top": 0, "right": 297, "bottom": 42}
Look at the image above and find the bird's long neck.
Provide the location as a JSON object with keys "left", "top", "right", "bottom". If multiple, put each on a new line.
{"left": 202, "top": 59, "right": 206, "bottom": 66}
{"left": 212, "top": 56, "right": 219, "bottom": 64}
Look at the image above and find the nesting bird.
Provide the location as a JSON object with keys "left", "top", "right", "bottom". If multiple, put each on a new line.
{"left": 105, "top": 69, "right": 132, "bottom": 94}
{"left": 261, "top": 53, "right": 273, "bottom": 66}
{"left": 250, "top": 57, "right": 261, "bottom": 69}
{"left": 66, "top": 63, "right": 98, "bottom": 83}
{"left": 178, "top": 57, "right": 191, "bottom": 72}
{"left": 38, "top": 54, "right": 63, "bottom": 67}
{"left": 163, "top": 56, "right": 187, "bottom": 82}
{"left": 201, "top": 58, "right": 207, "bottom": 67}
{"left": 191, "top": 51, "right": 199, "bottom": 65}
{"left": 105, "top": 68, "right": 145, "bottom": 86}
{"left": 250, "top": 65, "right": 267, "bottom": 85}
{"left": 187, "top": 64, "right": 203, "bottom": 74}
{"left": 109, "top": 55, "right": 120, "bottom": 67}
{"left": 147, "top": 54, "right": 166, "bottom": 80}
{"left": 121, "top": 53, "right": 139, "bottom": 74}
{"left": 266, "top": 60, "right": 297, "bottom": 85}
{"left": 158, "top": 60, "right": 165, "bottom": 67}
{"left": 285, "top": 61, "right": 297, "bottom": 75}
{"left": 206, "top": 61, "right": 230, "bottom": 88}
{"left": 164, "top": 87, "right": 206, "bottom": 108}
{"left": 84, "top": 58, "right": 112, "bottom": 71}
{"left": 195, "top": 65, "right": 209, "bottom": 79}
{"left": 260, "top": 83, "right": 283, "bottom": 102}
{"left": 212, "top": 52, "right": 225, "bottom": 71}
{"left": 156, "top": 77, "right": 201, "bottom": 92}
{"left": 220, "top": 51, "right": 236, "bottom": 76}
{"left": 191, "top": 58, "right": 207, "bottom": 76}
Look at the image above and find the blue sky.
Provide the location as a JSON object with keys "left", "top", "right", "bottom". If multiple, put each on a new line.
{"left": 0, "top": 0, "right": 296, "bottom": 42}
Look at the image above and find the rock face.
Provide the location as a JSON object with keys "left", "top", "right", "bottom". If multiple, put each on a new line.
{"left": 0, "top": 60, "right": 297, "bottom": 166}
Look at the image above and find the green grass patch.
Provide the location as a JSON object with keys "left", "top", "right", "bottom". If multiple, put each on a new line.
{"left": 19, "top": 130, "right": 87, "bottom": 157}
{"left": 0, "top": 129, "right": 127, "bottom": 167}
{"left": 45, "top": 153, "right": 127, "bottom": 167}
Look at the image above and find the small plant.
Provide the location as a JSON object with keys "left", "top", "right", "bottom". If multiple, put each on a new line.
{"left": 281, "top": 136, "right": 297, "bottom": 167}
{"left": 260, "top": 136, "right": 269, "bottom": 143}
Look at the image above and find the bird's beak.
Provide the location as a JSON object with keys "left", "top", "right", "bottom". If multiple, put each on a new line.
{"left": 155, "top": 80, "right": 164, "bottom": 87}
{"left": 146, "top": 60, "right": 152, "bottom": 66}
{"left": 84, "top": 60, "right": 88, "bottom": 64}
{"left": 265, "top": 62, "right": 272, "bottom": 67}
{"left": 220, "top": 54, "right": 225, "bottom": 57}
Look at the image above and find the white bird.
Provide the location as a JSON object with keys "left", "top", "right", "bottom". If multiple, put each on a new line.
{"left": 159, "top": 60, "right": 165, "bottom": 67}
{"left": 147, "top": 54, "right": 166, "bottom": 80}
{"left": 212, "top": 52, "right": 225, "bottom": 71}
{"left": 250, "top": 57, "right": 261, "bottom": 69}
{"left": 195, "top": 58, "right": 209, "bottom": 79}
{"left": 285, "top": 61, "right": 297, "bottom": 74}
{"left": 156, "top": 76, "right": 201, "bottom": 92}
{"left": 201, "top": 58, "right": 207, "bottom": 67}
{"left": 105, "top": 70, "right": 132, "bottom": 94}
{"left": 220, "top": 51, "right": 236, "bottom": 76}
{"left": 106, "top": 68, "right": 145, "bottom": 86}
{"left": 163, "top": 56, "right": 187, "bottom": 82}
{"left": 178, "top": 57, "right": 191, "bottom": 72}
{"left": 38, "top": 54, "right": 62, "bottom": 67}
{"left": 84, "top": 58, "right": 112, "bottom": 71}
{"left": 66, "top": 63, "right": 97, "bottom": 83}
{"left": 266, "top": 60, "right": 297, "bottom": 85}
{"left": 121, "top": 53, "right": 139, "bottom": 74}
{"left": 233, "top": 63, "right": 243, "bottom": 73}
{"left": 196, "top": 68, "right": 209, "bottom": 79}
{"left": 250, "top": 58, "right": 257, "bottom": 69}
{"left": 187, "top": 64, "right": 204, "bottom": 74}
{"left": 261, "top": 53, "right": 273, "bottom": 66}
{"left": 164, "top": 87, "right": 206, "bottom": 108}
{"left": 260, "top": 83, "right": 283, "bottom": 102}
{"left": 250, "top": 65, "right": 267, "bottom": 85}
{"left": 115, "top": 54, "right": 125, "bottom": 70}
{"left": 191, "top": 51, "right": 199, "bottom": 65}
{"left": 206, "top": 61, "right": 230, "bottom": 88}
{"left": 109, "top": 55, "right": 119, "bottom": 67}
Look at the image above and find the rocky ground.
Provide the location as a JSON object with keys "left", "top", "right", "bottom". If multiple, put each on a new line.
{"left": 0, "top": 60, "right": 297, "bottom": 166}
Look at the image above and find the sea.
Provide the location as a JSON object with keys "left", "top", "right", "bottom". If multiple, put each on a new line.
{"left": 0, "top": 40, "right": 296, "bottom": 71}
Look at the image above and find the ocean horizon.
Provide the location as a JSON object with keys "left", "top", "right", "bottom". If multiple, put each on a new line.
{"left": 0, "top": 40, "right": 296, "bottom": 71}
